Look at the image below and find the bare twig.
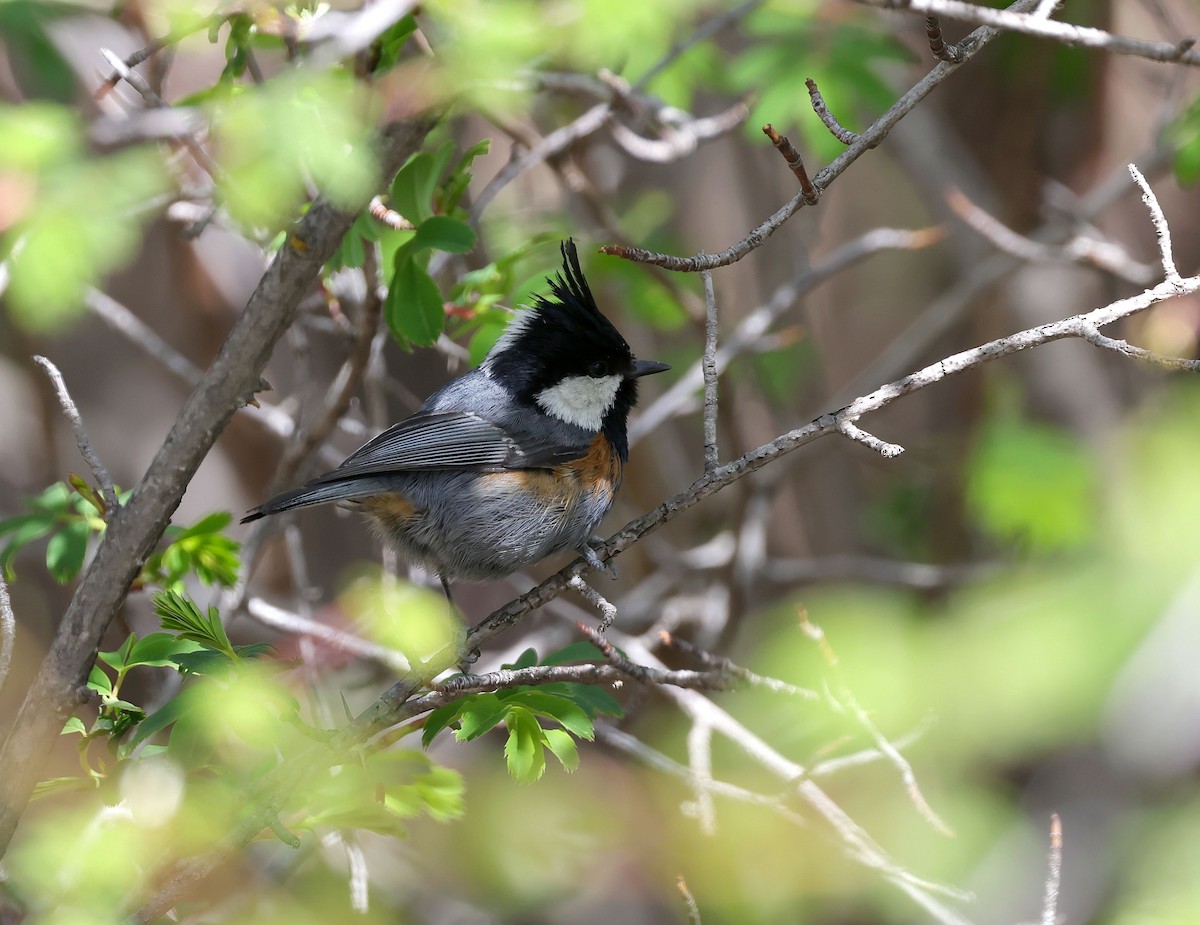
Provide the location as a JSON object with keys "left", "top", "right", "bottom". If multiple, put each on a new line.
{"left": 577, "top": 622, "right": 731, "bottom": 689}
{"left": 800, "top": 611, "right": 954, "bottom": 837}
{"left": 944, "top": 186, "right": 1155, "bottom": 284}
{"left": 835, "top": 417, "right": 906, "bottom": 458}
{"left": 686, "top": 720, "right": 718, "bottom": 835}
{"left": 860, "top": 0, "right": 1200, "bottom": 66}
{"left": 1128, "top": 163, "right": 1181, "bottom": 281}
{"left": 925, "top": 16, "right": 971, "bottom": 62}
{"left": 1078, "top": 324, "right": 1200, "bottom": 371}
{"left": 0, "top": 574, "right": 14, "bottom": 695}
{"left": 94, "top": 19, "right": 213, "bottom": 101}
{"left": 1041, "top": 814, "right": 1063, "bottom": 925}
{"left": 568, "top": 575, "right": 619, "bottom": 631}
{"left": 0, "top": 116, "right": 436, "bottom": 856}
{"left": 676, "top": 876, "right": 702, "bottom": 925}
{"left": 246, "top": 597, "right": 412, "bottom": 672}
{"left": 630, "top": 226, "right": 945, "bottom": 443}
{"left": 805, "top": 78, "right": 867, "bottom": 146}
{"left": 600, "top": 0, "right": 1044, "bottom": 271}
{"left": 762, "top": 123, "right": 819, "bottom": 203}
{"left": 32, "top": 356, "right": 120, "bottom": 514}
{"left": 658, "top": 632, "right": 820, "bottom": 699}
{"left": 701, "top": 270, "right": 719, "bottom": 471}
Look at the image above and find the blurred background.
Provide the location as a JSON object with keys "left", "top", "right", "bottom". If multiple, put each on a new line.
{"left": 2, "top": 0, "right": 1200, "bottom": 923}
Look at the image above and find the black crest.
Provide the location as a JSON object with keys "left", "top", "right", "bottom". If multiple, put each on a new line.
{"left": 488, "top": 239, "right": 635, "bottom": 403}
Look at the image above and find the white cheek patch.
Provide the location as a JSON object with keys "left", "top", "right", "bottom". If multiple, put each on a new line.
{"left": 536, "top": 375, "right": 623, "bottom": 431}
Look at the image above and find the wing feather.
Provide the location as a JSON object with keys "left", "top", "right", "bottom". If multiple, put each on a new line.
{"left": 308, "top": 411, "right": 584, "bottom": 484}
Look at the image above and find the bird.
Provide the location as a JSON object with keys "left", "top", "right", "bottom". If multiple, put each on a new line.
{"left": 242, "top": 239, "right": 670, "bottom": 600}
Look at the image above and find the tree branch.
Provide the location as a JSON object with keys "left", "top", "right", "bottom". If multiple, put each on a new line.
{"left": 0, "top": 115, "right": 436, "bottom": 855}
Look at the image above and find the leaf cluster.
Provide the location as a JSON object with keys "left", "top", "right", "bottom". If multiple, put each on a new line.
{"left": 423, "top": 645, "right": 623, "bottom": 782}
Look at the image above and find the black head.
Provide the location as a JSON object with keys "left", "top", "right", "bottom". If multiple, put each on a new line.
{"left": 486, "top": 240, "right": 669, "bottom": 458}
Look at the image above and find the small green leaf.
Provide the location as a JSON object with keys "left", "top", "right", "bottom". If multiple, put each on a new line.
{"left": 422, "top": 701, "right": 465, "bottom": 747}
{"left": 61, "top": 716, "right": 87, "bottom": 736}
{"left": 455, "top": 693, "right": 510, "bottom": 741}
{"left": 411, "top": 216, "right": 476, "bottom": 254}
{"left": 127, "top": 632, "right": 205, "bottom": 668}
{"left": 542, "top": 728, "right": 580, "bottom": 772}
{"left": 386, "top": 254, "right": 446, "bottom": 347}
{"left": 45, "top": 519, "right": 89, "bottom": 583}
{"left": 31, "top": 776, "right": 96, "bottom": 801}
{"left": 154, "top": 590, "right": 234, "bottom": 653}
{"left": 87, "top": 663, "right": 113, "bottom": 695}
{"left": 539, "top": 642, "right": 604, "bottom": 666}
{"left": 507, "top": 647, "right": 539, "bottom": 671}
{"left": 98, "top": 633, "right": 137, "bottom": 671}
{"left": 504, "top": 708, "right": 546, "bottom": 783}
{"left": 507, "top": 691, "right": 594, "bottom": 739}
{"left": 128, "top": 687, "right": 202, "bottom": 749}
{"left": 390, "top": 152, "right": 436, "bottom": 225}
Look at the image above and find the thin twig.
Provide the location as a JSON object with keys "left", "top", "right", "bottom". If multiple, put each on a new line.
{"left": 762, "top": 123, "right": 819, "bottom": 203}
{"left": 658, "top": 632, "right": 819, "bottom": 699}
{"left": 1128, "top": 163, "right": 1180, "bottom": 281}
{"left": 1078, "top": 324, "right": 1200, "bottom": 371}
{"left": 836, "top": 417, "right": 906, "bottom": 458}
{"left": 925, "top": 16, "right": 971, "bottom": 62}
{"left": 32, "top": 356, "right": 119, "bottom": 514}
{"left": 805, "top": 78, "right": 865, "bottom": 146}
{"left": 701, "top": 270, "right": 719, "bottom": 471}
{"left": 1041, "top": 814, "right": 1063, "bottom": 925}
{"left": 858, "top": 0, "right": 1200, "bottom": 66}
{"left": 799, "top": 610, "right": 954, "bottom": 837}
{"left": 676, "top": 876, "right": 702, "bottom": 925}
{"left": 568, "top": 575, "right": 619, "bottom": 631}
{"left": 0, "top": 574, "right": 14, "bottom": 695}
{"left": 600, "top": 0, "right": 1044, "bottom": 271}
{"left": 368, "top": 195, "right": 416, "bottom": 231}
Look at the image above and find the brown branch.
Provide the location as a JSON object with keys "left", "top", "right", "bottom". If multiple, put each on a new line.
{"left": 805, "top": 78, "right": 866, "bottom": 146}
{"left": 0, "top": 115, "right": 436, "bottom": 856}
{"left": 925, "top": 15, "right": 971, "bottom": 62}
{"left": 761, "top": 123, "right": 819, "bottom": 203}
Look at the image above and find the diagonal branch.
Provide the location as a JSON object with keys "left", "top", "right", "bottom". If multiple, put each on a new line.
{"left": 0, "top": 115, "right": 436, "bottom": 856}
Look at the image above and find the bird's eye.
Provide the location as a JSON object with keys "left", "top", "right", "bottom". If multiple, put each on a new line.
{"left": 586, "top": 360, "right": 608, "bottom": 378}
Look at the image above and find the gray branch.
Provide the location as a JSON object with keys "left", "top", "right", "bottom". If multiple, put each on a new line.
{"left": 0, "top": 115, "right": 436, "bottom": 855}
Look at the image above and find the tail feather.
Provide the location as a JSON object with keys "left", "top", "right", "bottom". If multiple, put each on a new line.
{"left": 241, "top": 478, "right": 386, "bottom": 524}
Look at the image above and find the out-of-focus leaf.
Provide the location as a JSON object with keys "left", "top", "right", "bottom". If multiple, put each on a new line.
{"left": 412, "top": 215, "right": 476, "bottom": 254}
{"left": 45, "top": 520, "right": 88, "bottom": 583}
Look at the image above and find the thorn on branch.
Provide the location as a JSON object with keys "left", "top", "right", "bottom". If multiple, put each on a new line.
{"left": 804, "top": 78, "right": 869, "bottom": 148}
{"left": 925, "top": 15, "right": 971, "bottom": 63}
{"left": 762, "top": 124, "right": 819, "bottom": 204}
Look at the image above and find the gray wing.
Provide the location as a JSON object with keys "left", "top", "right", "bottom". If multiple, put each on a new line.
{"left": 308, "top": 411, "right": 586, "bottom": 484}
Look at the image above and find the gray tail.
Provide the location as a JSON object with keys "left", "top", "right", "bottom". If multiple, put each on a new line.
{"left": 241, "top": 479, "right": 384, "bottom": 524}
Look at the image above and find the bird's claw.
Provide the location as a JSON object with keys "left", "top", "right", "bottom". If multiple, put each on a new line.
{"left": 580, "top": 538, "right": 618, "bottom": 579}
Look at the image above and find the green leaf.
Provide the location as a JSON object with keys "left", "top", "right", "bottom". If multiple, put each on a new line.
{"left": 170, "top": 649, "right": 235, "bottom": 676}
{"left": 542, "top": 728, "right": 580, "bottom": 772}
{"left": 421, "top": 701, "right": 465, "bottom": 747}
{"left": 390, "top": 152, "right": 437, "bottom": 225}
{"left": 87, "top": 663, "right": 113, "bottom": 695}
{"left": 455, "top": 693, "right": 510, "bottom": 741}
{"left": 506, "top": 647, "right": 539, "bottom": 670}
{"left": 0, "top": 514, "right": 55, "bottom": 579}
{"left": 61, "top": 716, "right": 87, "bottom": 736}
{"left": 539, "top": 682, "right": 623, "bottom": 719}
{"left": 966, "top": 410, "right": 1097, "bottom": 552}
{"left": 127, "top": 632, "right": 205, "bottom": 668}
{"left": 31, "top": 776, "right": 96, "bottom": 801}
{"left": 507, "top": 691, "right": 594, "bottom": 740}
{"left": 539, "top": 641, "right": 604, "bottom": 666}
{"left": 386, "top": 254, "right": 446, "bottom": 346}
{"left": 98, "top": 633, "right": 137, "bottom": 671}
{"left": 154, "top": 590, "right": 234, "bottom": 653}
{"left": 411, "top": 216, "right": 476, "bottom": 254}
{"left": 45, "top": 519, "right": 89, "bottom": 583}
{"left": 503, "top": 707, "right": 546, "bottom": 783}
{"left": 128, "top": 687, "right": 202, "bottom": 750}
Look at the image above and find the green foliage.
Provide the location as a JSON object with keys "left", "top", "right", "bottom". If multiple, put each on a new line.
{"left": 1167, "top": 94, "right": 1200, "bottom": 185}
{"left": 728, "top": 8, "right": 910, "bottom": 161}
{"left": 207, "top": 71, "right": 377, "bottom": 230}
{"left": 0, "top": 482, "right": 240, "bottom": 590}
{"left": 140, "top": 512, "right": 241, "bottom": 590}
{"left": 966, "top": 407, "right": 1098, "bottom": 552}
{"left": 422, "top": 646, "right": 622, "bottom": 782}
{"left": 0, "top": 103, "right": 169, "bottom": 330}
